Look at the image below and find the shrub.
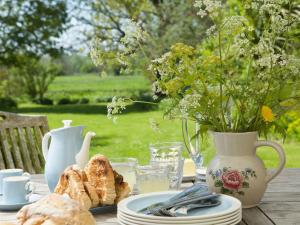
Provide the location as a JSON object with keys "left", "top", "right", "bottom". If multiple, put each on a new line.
{"left": 0, "top": 97, "right": 17, "bottom": 109}
{"left": 79, "top": 98, "right": 89, "bottom": 104}
{"left": 57, "top": 98, "right": 72, "bottom": 105}
{"left": 95, "top": 96, "right": 113, "bottom": 103}
{"left": 57, "top": 98, "right": 81, "bottom": 105}
{"left": 33, "top": 98, "right": 53, "bottom": 105}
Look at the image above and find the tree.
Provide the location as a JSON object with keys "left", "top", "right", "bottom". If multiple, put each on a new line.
{"left": 10, "top": 57, "right": 61, "bottom": 100}
{"left": 72, "top": 0, "right": 210, "bottom": 74}
{"left": 0, "top": 0, "right": 68, "bottom": 66}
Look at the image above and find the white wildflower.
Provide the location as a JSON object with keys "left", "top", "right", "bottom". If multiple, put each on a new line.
{"left": 107, "top": 97, "right": 130, "bottom": 121}
{"left": 121, "top": 19, "right": 147, "bottom": 47}
{"left": 90, "top": 38, "right": 104, "bottom": 66}
{"left": 206, "top": 25, "right": 216, "bottom": 36}
{"left": 194, "top": 0, "right": 222, "bottom": 18}
{"left": 248, "top": 26, "right": 254, "bottom": 32}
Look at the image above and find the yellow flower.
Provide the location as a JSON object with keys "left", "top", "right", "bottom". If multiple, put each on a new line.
{"left": 261, "top": 106, "right": 275, "bottom": 122}
{"left": 165, "top": 78, "right": 184, "bottom": 96}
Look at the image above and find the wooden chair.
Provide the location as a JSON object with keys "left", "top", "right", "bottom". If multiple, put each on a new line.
{"left": 0, "top": 111, "right": 49, "bottom": 173}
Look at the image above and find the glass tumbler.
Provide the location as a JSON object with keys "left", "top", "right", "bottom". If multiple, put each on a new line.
{"left": 136, "top": 165, "right": 170, "bottom": 194}
{"left": 149, "top": 142, "right": 183, "bottom": 161}
{"left": 149, "top": 142, "right": 184, "bottom": 189}
{"left": 110, "top": 157, "right": 138, "bottom": 192}
{"left": 151, "top": 157, "right": 185, "bottom": 190}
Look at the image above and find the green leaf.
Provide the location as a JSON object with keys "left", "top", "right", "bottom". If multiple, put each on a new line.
{"left": 221, "top": 187, "right": 231, "bottom": 194}
{"left": 242, "top": 182, "right": 249, "bottom": 188}
{"left": 214, "top": 180, "right": 223, "bottom": 187}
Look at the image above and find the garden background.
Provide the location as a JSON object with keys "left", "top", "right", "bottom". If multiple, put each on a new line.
{"left": 0, "top": 0, "right": 299, "bottom": 167}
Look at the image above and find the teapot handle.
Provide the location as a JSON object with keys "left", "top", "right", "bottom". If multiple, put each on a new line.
{"left": 42, "top": 132, "right": 51, "bottom": 160}
{"left": 254, "top": 140, "right": 286, "bottom": 183}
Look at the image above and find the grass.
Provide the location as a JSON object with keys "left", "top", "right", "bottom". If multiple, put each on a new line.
{"left": 8, "top": 74, "right": 300, "bottom": 168}
{"left": 12, "top": 103, "right": 300, "bottom": 168}
{"left": 46, "top": 74, "right": 151, "bottom": 103}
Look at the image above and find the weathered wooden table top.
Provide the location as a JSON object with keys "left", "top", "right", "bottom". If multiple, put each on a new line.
{"left": 1, "top": 169, "right": 299, "bottom": 225}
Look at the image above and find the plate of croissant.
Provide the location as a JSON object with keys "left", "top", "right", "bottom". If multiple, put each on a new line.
{"left": 54, "top": 154, "right": 131, "bottom": 211}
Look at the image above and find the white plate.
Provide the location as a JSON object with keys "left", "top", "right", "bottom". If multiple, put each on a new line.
{"left": 0, "top": 194, "right": 42, "bottom": 211}
{"left": 118, "top": 214, "right": 241, "bottom": 225}
{"left": 118, "top": 213, "right": 242, "bottom": 225}
{"left": 118, "top": 209, "right": 241, "bottom": 224}
{"left": 118, "top": 191, "right": 241, "bottom": 221}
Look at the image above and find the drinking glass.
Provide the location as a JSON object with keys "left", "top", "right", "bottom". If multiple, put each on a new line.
{"left": 110, "top": 158, "right": 137, "bottom": 192}
{"left": 149, "top": 142, "right": 183, "bottom": 161}
{"left": 151, "top": 157, "right": 185, "bottom": 190}
{"left": 136, "top": 165, "right": 169, "bottom": 194}
{"left": 182, "top": 118, "right": 206, "bottom": 183}
{"left": 149, "top": 142, "right": 184, "bottom": 189}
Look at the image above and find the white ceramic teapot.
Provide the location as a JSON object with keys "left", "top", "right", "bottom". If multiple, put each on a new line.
{"left": 42, "top": 120, "right": 96, "bottom": 191}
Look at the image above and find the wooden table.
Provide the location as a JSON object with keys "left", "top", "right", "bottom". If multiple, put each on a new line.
{"left": 1, "top": 169, "right": 299, "bottom": 225}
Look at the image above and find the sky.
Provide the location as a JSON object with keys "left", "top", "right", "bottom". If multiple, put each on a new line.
{"left": 56, "top": 0, "right": 92, "bottom": 55}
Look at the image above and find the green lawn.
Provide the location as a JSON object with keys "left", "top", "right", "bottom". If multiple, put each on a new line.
{"left": 10, "top": 74, "right": 300, "bottom": 168}
{"left": 46, "top": 74, "right": 151, "bottom": 103}
{"left": 13, "top": 103, "right": 300, "bottom": 168}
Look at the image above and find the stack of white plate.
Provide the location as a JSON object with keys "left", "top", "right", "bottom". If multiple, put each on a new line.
{"left": 118, "top": 191, "right": 242, "bottom": 225}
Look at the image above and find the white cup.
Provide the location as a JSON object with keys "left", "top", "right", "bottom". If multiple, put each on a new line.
{"left": 0, "top": 169, "right": 30, "bottom": 195}
{"left": 2, "top": 176, "right": 35, "bottom": 204}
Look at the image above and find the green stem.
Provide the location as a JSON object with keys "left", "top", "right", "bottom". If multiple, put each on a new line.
{"left": 218, "top": 30, "right": 226, "bottom": 131}
{"left": 133, "top": 100, "right": 157, "bottom": 105}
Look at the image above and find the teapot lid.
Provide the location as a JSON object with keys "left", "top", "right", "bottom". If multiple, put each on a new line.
{"left": 62, "top": 120, "right": 72, "bottom": 127}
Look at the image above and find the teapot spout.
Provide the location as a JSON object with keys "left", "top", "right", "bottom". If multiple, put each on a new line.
{"left": 75, "top": 131, "right": 96, "bottom": 169}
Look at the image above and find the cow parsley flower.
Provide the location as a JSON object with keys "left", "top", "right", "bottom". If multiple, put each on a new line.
{"left": 107, "top": 97, "right": 131, "bottom": 121}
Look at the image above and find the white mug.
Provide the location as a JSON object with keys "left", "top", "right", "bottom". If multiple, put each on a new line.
{"left": 0, "top": 169, "right": 30, "bottom": 195}
{"left": 2, "top": 176, "right": 35, "bottom": 204}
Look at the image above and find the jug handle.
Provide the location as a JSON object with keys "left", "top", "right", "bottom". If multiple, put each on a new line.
{"left": 255, "top": 140, "right": 286, "bottom": 184}
{"left": 42, "top": 132, "right": 51, "bottom": 160}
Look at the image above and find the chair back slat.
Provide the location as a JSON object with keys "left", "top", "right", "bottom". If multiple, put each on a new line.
{"left": 25, "top": 127, "right": 42, "bottom": 173}
{"left": 0, "top": 129, "right": 15, "bottom": 169}
{"left": 17, "top": 128, "right": 35, "bottom": 174}
{"left": 0, "top": 111, "right": 48, "bottom": 173}
{"left": 8, "top": 128, "right": 24, "bottom": 169}
{"left": 33, "top": 126, "right": 45, "bottom": 166}
{"left": 0, "top": 141, "right": 5, "bottom": 169}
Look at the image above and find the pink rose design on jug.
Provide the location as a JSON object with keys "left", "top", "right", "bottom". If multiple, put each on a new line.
{"left": 221, "top": 170, "right": 243, "bottom": 190}
{"left": 209, "top": 167, "right": 257, "bottom": 196}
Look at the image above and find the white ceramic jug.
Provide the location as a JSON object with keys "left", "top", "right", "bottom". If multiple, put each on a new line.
{"left": 42, "top": 120, "right": 95, "bottom": 192}
{"left": 206, "top": 132, "right": 285, "bottom": 208}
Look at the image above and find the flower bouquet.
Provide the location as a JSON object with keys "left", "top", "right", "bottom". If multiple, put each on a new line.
{"left": 91, "top": 0, "right": 300, "bottom": 207}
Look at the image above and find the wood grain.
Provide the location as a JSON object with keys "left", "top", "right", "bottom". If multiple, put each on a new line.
{"left": 0, "top": 129, "right": 14, "bottom": 169}
{"left": 0, "top": 111, "right": 48, "bottom": 173}
{"left": 8, "top": 128, "right": 24, "bottom": 169}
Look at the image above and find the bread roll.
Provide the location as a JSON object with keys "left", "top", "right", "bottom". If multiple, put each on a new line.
{"left": 85, "top": 155, "right": 116, "bottom": 205}
{"left": 113, "top": 170, "right": 131, "bottom": 203}
{"left": 17, "top": 194, "right": 96, "bottom": 225}
{"left": 55, "top": 165, "right": 92, "bottom": 209}
{"left": 83, "top": 181, "right": 100, "bottom": 207}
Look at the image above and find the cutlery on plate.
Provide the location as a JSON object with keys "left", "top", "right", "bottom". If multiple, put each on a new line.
{"left": 138, "top": 183, "right": 208, "bottom": 214}
{"left": 149, "top": 193, "right": 220, "bottom": 216}
{"left": 169, "top": 199, "right": 222, "bottom": 216}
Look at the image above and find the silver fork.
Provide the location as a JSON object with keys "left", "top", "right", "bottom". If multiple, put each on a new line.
{"left": 149, "top": 193, "right": 219, "bottom": 216}
{"left": 169, "top": 200, "right": 222, "bottom": 216}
